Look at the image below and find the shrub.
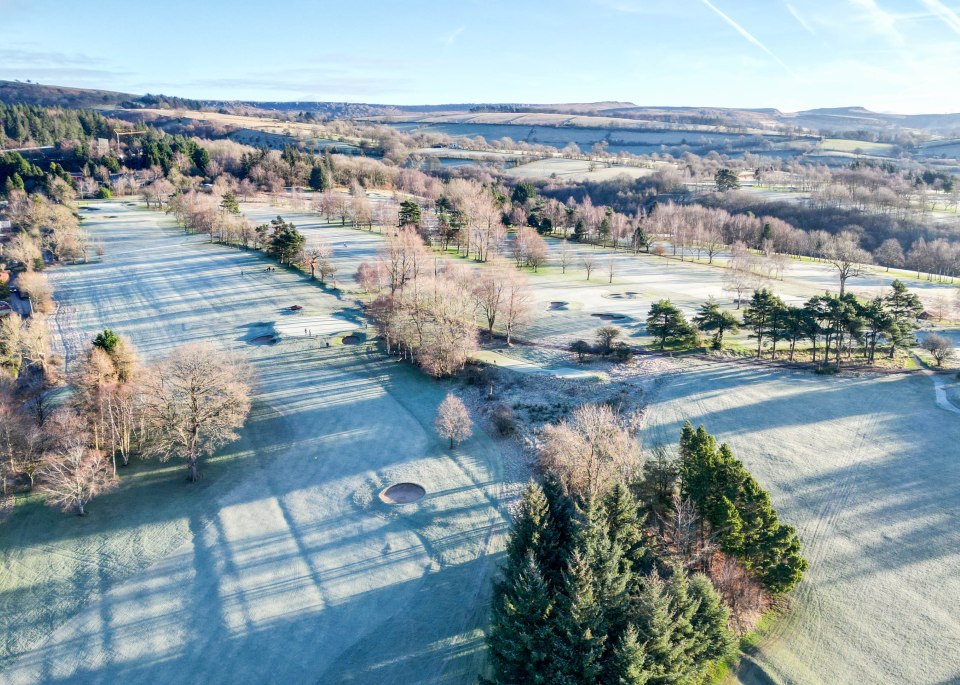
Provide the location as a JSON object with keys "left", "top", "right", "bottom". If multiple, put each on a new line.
{"left": 612, "top": 342, "right": 633, "bottom": 362}
{"left": 570, "top": 339, "right": 593, "bottom": 363}
{"left": 491, "top": 404, "right": 516, "bottom": 436}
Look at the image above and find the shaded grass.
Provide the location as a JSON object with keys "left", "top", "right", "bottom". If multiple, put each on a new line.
{"left": 0, "top": 399, "right": 281, "bottom": 666}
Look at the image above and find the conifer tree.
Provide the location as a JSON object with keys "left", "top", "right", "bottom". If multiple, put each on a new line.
{"left": 540, "top": 471, "right": 576, "bottom": 585}
{"left": 665, "top": 570, "right": 699, "bottom": 674}
{"left": 603, "top": 484, "right": 649, "bottom": 577}
{"left": 634, "top": 575, "right": 691, "bottom": 685}
{"left": 688, "top": 574, "right": 735, "bottom": 664}
{"left": 577, "top": 497, "right": 629, "bottom": 640}
{"left": 605, "top": 624, "right": 650, "bottom": 685}
{"left": 553, "top": 549, "right": 607, "bottom": 684}
{"left": 488, "top": 553, "right": 559, "bottom": 684}
{"left": 506, "top": 481, "right": 553, "bottom": 574}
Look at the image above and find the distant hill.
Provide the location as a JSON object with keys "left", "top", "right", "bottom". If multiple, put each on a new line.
{"left": 0, "top": 80, "right": 135, "bottom": 108}
{"left": 0, "top": 80, "right": 202, "bottom": 111}
{"left": 4, "top": 80, "right": 960, "bottom": 137}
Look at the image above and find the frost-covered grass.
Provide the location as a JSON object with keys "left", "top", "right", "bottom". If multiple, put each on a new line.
{"left": 1, "top": 202, "right": 510, "bottom": 684}
{"left": 642, "top": 359, "right": 960, "bottom": 685}
{"left": 22, "top": 199, "right": 954, "bottom": 684}
{"left": 247, "top": 196, "right": 960, "bottom": 684}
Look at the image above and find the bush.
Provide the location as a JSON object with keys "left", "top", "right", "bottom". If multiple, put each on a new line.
{"left": 460, "top": 362, "right": 488, "bottom": 386}
{"left": 922, "top": 333, "right": 955, "bottom": 367}
{"left": 491, "top": 404, "right": 516, "bottom": 436}
{"left": 611, "top": 342, "right": 633, "bottom": 362}
{"left": 570, "top": 339, "right": 593, "bottom": 363}
{"left": 96, "top": 186, "right": 112, "bottom": 199}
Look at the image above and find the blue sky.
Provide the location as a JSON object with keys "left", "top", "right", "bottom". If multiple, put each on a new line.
{"left": 2, "top": 0, "right": 960, "bottom": 113}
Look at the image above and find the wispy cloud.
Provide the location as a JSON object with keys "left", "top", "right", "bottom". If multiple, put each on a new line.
{"left": 918, "top": 0, "right": 960, "bottom": 34}
{"left": 848, "top": 0, "right": 904, "bottom": 44}
{"left": 444, "top": 26, "right": 465, "bottom": 47}
{"left": 701, "top": 0, "right": 794, "bottom": 73}
{"left": 785, "top": 3, "right": 816, "bottom": 34}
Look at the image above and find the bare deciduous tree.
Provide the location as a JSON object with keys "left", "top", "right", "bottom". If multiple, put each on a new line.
{"left": 434, "top": 393, "right": 473, "bottom": 448}
{"left": 582, "top": 254, "right": 597, "bottom": 280}
{"left": 355, "top": 261, "right": 388, "bottom": 294}
{"left": 16, "top": 271, "right": 54, "bottom": 313}
{"left": 824, "top": 231, "right": 871, "bottom": 295}
{"left": 501, "top": 269, "right": 533, "bottom": 345}
{"left": 0, "top": 312, "right": 24, "bottom": 377}
{"left": 538, "top": 403, "right": 641, "bottom": 498}
{"left": 301, "top": 241, "right": 337, "bottom": 284}
{"left": 141, "top": 343, "right": 253, "bottom": 482}
{"left": 557, "top": 239, "right": 573, "bottom": 274}
{"left": 922, "top": 333, "right": 955, "bottom": 367}
{"left": 38, "top": 445, "right": 116, "bottom": 516}
{"left": 20, "top": 315, "right": 49, "bottom": 372}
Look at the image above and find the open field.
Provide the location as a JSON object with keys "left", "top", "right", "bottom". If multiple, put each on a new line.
{"left": 504, "top": 157, "right": 656, "bottom": 182}
{"left": 369, "top": 111, "right": 784, "bottom": 138}
{"left": 642, "top": 359, "right": 960, "bottom": 684}
{"left": 817, "top": 138, "right": 897, "bottom": 157}
{"left": 0, "top": 202, "right": 511, "bottom": 683}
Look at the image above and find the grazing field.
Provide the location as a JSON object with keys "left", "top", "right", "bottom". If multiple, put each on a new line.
{"left": 817, "top": 138, "right": 897, "bottom": 157}
{"left": 505, "top": 157, "right": 656, "bottom": 182}
{"left": 0, "top": 202, "right": 510, "bottom": 684}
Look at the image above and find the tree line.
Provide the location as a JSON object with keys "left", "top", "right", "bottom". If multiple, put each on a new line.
{"left": 357, "top": 227, "right": 533, "bottom": 377}
{"left": 1, "top": 330, "right": 253, "bottom": 515}
{"left": 638, "top": 279, "right": 930, "bottom": 368}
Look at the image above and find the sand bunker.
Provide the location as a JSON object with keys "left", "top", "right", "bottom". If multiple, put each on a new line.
{"left": 379, "top": 482, "right": 426, "bottom": 504}
{"left": 342, "top": 334, "right": 362, "bottom": 345}
{"left": 547, "top": 301, "right": 569, "bottom": 310}
{"left": 249, "top": 335, "right": 277, "bottom": 346}
{"left": 591, "top": 313, "right": 627, "bottom": 321}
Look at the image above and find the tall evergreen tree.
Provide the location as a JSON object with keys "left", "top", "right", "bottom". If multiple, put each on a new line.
{"left": 577, "top": 498, "right": 630, "bottom": 640}
{"left": 506, "top": 481, "right": 555, "bottom": 578}
{"left": 220, "top": 190, "right": 240, "bottom": 216}
{"left": 742, "top": 289, "right": 785, "bottom": 358}
{"left": 399, "top": 199, "right": 422, "bottom": 227}
{"left": 687, "top": 574, "right": 735, "bottom": 664}
{"left": 634, "top": 574, "right": 692, "bottom": 685}
{"left": 308, "top": 164, "right": 329, "bottom": 191}
{"left": 883, "top": 279, "right": 923, "bottom": 358}
{"left": 488, "top": 554, "right": 559, "bottom": 685}
{"left": 604, "top": 484, "right": 649, "bottom": 578}
{"left": 646, "top": 300, "right": 695, "bottom": 350}
{"left": 692, "top": 297, "right": 740, "bottom": 350}
{"left": 540, "top": 471, "right": 576, "bottom": 586}
{"left": 554, "top": 549, "right": 608, "bottom": 685}
{"left": 605, "top": 624, "right": 650, "bottom": 685}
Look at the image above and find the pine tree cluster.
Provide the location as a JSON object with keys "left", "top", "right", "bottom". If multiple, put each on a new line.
{"left": 678, "top": 423, "right": 807, "bottom": 595}
{"left": 488, "top": 476, "right": 734, "bottom": 685}
{"left": 488, "top": 424, "right": 808, "bottom": 684}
